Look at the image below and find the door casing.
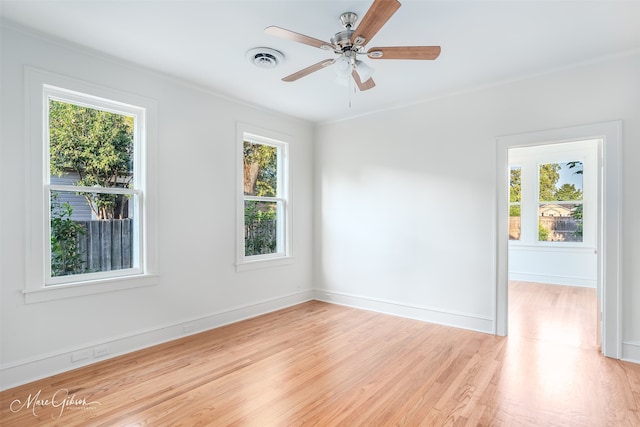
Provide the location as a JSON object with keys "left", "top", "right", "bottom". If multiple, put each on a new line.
{"left": 495, "top": 121, "right": 621, "bottom": 358}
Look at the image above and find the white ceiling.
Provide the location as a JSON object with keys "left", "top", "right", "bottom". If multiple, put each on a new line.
{"left": 2, "top": 1, "right": 639, "bottom": 123}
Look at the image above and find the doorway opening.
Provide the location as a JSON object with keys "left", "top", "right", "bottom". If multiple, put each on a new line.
{"left": 495, "top": 121, "right": 622, "bottom": 358}
{"left": 507, "top": 140, "right": 599, "bottom": 348}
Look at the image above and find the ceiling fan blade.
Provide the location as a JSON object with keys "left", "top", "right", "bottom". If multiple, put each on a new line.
{"left": 367, "top": 46, "right": 441, "bottom": 60}
{"left": 352, "top": 0, "right": 401, "bottom": 47}
{"left": 265, "top": 26, "right": 334, "bottom": 50}
{"left": 352, "top": 70, "right": 376, "bottom": 91}
{"left": 282, "top": 59, "right": 336, "bottom": 82}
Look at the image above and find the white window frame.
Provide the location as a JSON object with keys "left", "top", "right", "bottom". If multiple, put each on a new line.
{"left": 236, "top": 123, "right": 292, "bottom": 271}
{"left": 509, "top": 141, "right": 596, "bottom": 249}
{"left": 25, "top": 68, "right": 158, "bottom": 303}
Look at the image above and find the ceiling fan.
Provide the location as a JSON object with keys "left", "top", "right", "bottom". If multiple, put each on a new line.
{"left": 264, "top": 0, "right": 441, "bottom": 91}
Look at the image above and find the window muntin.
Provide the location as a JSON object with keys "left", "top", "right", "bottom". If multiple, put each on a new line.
{"left": 537, "top": 161, "right": 583, "bottom": 242}
{"left": 240, "top": 133, "right": 289, "bottom": 262}
{"left": 509, "top": 166, "right": 522, "bottom": 241}
{"left": 45, "top": 87, "right": 144, "bottom": 285}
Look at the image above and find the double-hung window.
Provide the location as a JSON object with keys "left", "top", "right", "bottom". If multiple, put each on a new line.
{"left": 26, "top": 69, "right": 157, "bottom": 302}
{"left": 46, "top": 87, "right": 143, "bottom": 283}
{"left": 537, "top": 161, "right": 584, "bottom": 242}
{"left": 237, "top": 124, "right": 290, "bottom": 269}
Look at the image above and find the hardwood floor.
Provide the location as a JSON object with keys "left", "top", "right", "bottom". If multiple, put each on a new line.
{"left": 2, "top": 282, "right": 639, "bottom": 426}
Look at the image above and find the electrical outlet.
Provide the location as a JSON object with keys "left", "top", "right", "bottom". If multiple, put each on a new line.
{"left": 71, "top": 350, "right": 89, "bottom": 362}
{"left": 94, "top": 345, "right": 110, "bottom": 358}
{"left": 182, "top": 324, "right": 195, "bottom": 334}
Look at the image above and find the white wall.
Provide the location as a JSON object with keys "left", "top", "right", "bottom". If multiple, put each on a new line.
{"left": 0, "top": 23, "right": 315, "bottom": 389}
{"left": 314, "top": 52, "right": 640, "bottom": 360}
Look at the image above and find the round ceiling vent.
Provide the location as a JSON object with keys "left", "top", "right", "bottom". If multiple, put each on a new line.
{"left": 247, "top": 47, "right": 284, "bottom": 69}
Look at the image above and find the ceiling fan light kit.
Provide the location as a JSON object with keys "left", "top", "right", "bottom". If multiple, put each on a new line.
{"left": 334, "top": 56, "right": 352, "bottom": 77}
{"left": 264, "top": 0, "right": 440, "bottom": 91}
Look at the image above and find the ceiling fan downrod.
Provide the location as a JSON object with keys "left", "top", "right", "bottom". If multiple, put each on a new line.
{"left": 331, "top": 12, "right": 359, "bottom": 52}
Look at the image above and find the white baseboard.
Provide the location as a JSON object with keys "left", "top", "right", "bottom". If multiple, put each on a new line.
{"left": 313, "top": 290, "right": 494, "bottom": 334}
{"left": 0, "top": 290, "right": 313, "bottom": 391}
{"left": 622, "top": 341, "right": 640, "bottom": 364}
{"left": 509, "top": 272, "right": 596, "bottom": 288}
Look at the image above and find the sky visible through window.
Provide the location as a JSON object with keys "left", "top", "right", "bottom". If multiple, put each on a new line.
{"left": 557, "top": 162, "right": 583, "bottom": 191}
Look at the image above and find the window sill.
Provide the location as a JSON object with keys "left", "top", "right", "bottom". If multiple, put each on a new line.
{"left": 508, "top": 242, "right": 596, "bottom": 254}
{"left": 23, "top": 274, "right": 158, "bottom": 304}
{"left": 236, "top": 256, "right": 294, "bottom": 272}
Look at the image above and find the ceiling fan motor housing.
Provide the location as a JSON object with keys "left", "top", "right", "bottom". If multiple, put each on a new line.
{"left": 331, "top": 30, "right": 355, "bottom": 51}
{"left": 332, "top": 12, "right": 358, "bottom": 51}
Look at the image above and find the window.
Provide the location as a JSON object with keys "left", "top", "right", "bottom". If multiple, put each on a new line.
{"left": 508, "top": 140, "right": 595, "bottom": 248}
{"left": 26, "top": 68, "right": 157, "bottom": 302}
{"left": 538, "top": 161, "right": 583, "bottom": 242}
{"left": 237, "top": 125, "right": 290, "bottom": 269}
{"left": 46, "top": 92, "right": 142, "bottom": 283}
{"left": 509, "top": 166, "right": 521, "bottom": 240}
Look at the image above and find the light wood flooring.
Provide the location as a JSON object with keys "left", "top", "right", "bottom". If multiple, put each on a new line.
{"left": 1, "top": 281, "right": 639, "bottom": 426}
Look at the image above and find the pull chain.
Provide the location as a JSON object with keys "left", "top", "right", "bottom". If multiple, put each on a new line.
{"left": 348, "top": 72, "right": 355, "bottom": 108}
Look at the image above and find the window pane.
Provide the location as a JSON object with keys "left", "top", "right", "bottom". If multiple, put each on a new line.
{"left": 538, "top": 203, "right": 583, "bottom": 242}
{"left": 539, "top": 162, "right": 583, "bottom": 202}
{"left": 244, "top": 200, "right": 279, "bottom": 256}
{"left": 49, "top": 99, "right": 135, "bottom": 190}
{"left": 509, "top": 166, "right": 521, "bottom": 240}
{"left": 243, "top": 141, "right": 277, "bottom": 197}
{"left": 50, "top": 190, "right": 136, "bottom": 277}
{"left": 538, "top": 161, "right": 583, "bottom": 242}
